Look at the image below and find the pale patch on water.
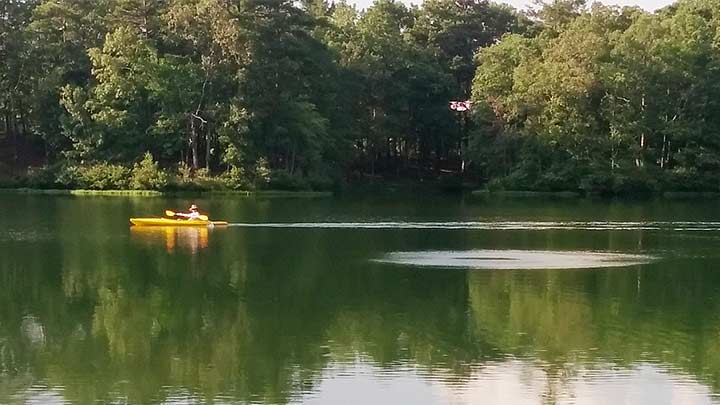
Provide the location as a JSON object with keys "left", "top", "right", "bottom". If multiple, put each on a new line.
{"left": 21, "top": 316, "right": 46, "bottom": 346}
{"left": 298, "top": 360, "right": 714, "bottom": 405}
{"left": 0, "top": 229, "right": 52, "bottom": 242}
{"left": 229, "top": 220, "right": 720, "bottom": 231}
{"left": 14, "top": 386, "right": 67, "bottom": 405}
{"left": 374, "top": 250, "right": 655, "bottom": 270}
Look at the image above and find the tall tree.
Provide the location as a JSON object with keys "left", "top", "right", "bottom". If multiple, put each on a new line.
{"left": 414, "top": 0, "right": 526, "bottom": 96}
{"left": 0, "top": 0, "right": 40, "bottom": 170}
{"left": 162, "top": 0, "right": 248, "bottom": 169}
{"left": 61, "top": 27, "right": 160, "bottom": 161}
{"left": 28, "top": 0, "right": 109, "bottom": 157}
{"left": 240, "top": 0, "right": 337, "bottom": 175}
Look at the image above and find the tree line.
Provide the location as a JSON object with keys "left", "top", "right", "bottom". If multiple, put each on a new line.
{"left": 1, "top": 0, "right": 718, "bottom": 192}
{"left": 472, "top": 0, "right": 720, "bottom": 193}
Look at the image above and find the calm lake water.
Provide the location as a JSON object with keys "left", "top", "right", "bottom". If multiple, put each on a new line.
{"left": 2, "top": 193, "right": 720, "bottom": 404}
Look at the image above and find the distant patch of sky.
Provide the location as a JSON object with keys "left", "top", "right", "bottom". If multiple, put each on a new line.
{"left": 500, "top": 0, "right": 674, "bottom": 11}
{"left": 348, "top": 0, "right": 676, "bottom": 12}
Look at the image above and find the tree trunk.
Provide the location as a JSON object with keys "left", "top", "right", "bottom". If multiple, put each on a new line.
{"left": 660, "top": 133, "right": 667, "bottom": 169}
{"left": 205, "top": 128, "right": 211, "bottom": 171}
{"left": 11, "top": 108, "right": 19, "bottom": 169}
{"left": 284, "top": 142, "right": 290, "bottom": 172}
{"left": 290, "top": 141, "right": 297, "bottom": 175}
{"left": 636, "top": 96, "right": 646, "bottom": 168}
{"left": 190, "top": 117, "right": 199, "bottom": 170}
{"left": 636, "top": 132, "right": 645, "bottom": 168}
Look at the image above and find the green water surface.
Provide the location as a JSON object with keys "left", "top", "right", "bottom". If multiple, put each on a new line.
{"left": 1, "top": 194, "right": 720, "bottom": 404}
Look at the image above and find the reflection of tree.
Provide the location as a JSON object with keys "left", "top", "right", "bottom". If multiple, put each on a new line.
{"left": 0, "top": 226, "right": 488, "bottom": 403}
{"left": 4, "top": 213, "right": 720, "bottom": 403}
{"left": 130, "top": 226, "right": 210, "bottom": 254}
{"left": 467, "top": 261, "right": 720, "bottom": 396}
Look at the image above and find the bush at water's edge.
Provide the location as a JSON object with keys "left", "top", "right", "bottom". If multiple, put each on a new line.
{"left": 4, "top": 154, "right": 345, "bottom": 193}
{"left": 7, "top": 153, "right": 720, "bottom": 197}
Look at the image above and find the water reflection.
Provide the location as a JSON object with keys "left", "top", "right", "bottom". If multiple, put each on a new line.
{"left": 13, "top": 387, "right": 68, "bottom": 405}
{"left": 303, "top": 361, "right": 714, "bottom": 405}
{"left": 231, "top": 220, "right": 720, "bottom": 231}
{"left": 375, "top": 250, "right": 656, "bottom": 270}
{"left": 3, "top": 195, "right": 720, "bottom": 404}
{"left": 3, "top": 236, "right": 717, "bottom": 404}
{"left": 130, "top": 226, "right": 211, "bottom": 254}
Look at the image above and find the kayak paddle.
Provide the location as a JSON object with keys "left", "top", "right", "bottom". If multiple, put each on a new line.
{"left": 165, "top": 209, "right": 209, "bottom": 221}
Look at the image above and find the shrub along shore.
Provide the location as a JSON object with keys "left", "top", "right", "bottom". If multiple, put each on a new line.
{"left": 0, "top": 188, "right": 333, "bottom": 197}
{"left": 3, "top": 151, "right": 720, "bottom": 198}
{"left": 1, "top": 153, "right": 341, "bottom": 194}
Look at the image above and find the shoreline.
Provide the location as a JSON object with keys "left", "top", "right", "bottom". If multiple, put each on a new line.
{"left": 471, "top": 190, "right": 720, "bottom": 199}
{"left": 3, "top": 187, "right": 720, "bottom": 200}
{"left": 0, "top": 188, "right": 333, "bottom": 198}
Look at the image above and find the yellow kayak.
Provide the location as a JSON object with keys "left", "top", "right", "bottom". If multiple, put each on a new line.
{"left": 130, "top": 218, "right": 228, "bottom": 227}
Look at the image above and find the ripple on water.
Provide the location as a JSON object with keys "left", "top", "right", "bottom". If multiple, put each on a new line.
{"left": 0, "top": 229, "right": 52, "bottom": 243}
{"left": 230, "top": 220, "right": 720, "bottom": 231}
{"left": 373, "top": 250, "right": 656, "bottom": 270}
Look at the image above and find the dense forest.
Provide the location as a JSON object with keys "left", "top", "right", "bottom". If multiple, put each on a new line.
{"left": 1, "top": 0, "right": 719, "bottom": 192}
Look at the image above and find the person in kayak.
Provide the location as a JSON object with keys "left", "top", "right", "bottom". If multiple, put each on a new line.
{"left": 176, "top": 204, "right": 202, "bottom": 220}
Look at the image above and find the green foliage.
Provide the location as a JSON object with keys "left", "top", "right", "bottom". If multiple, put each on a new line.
{"left": 218, "top": 166, "right": 252, "bottom": 190}
{"left": 306, "top": 171, "right": 340, "bottom": 191}
{"left": 167, "top": 165, "right": 252, "bottom": 191}
{"left": 253, "top": 158, "right": 272, "bottom": 187}
{"left": 470, "top": 0, "right": 720, "bottom": 194}
{"left": 9, "top": 0, "right": 720, "bottom": 193}
{"left": 130, "top": 152, "right": 169, "bottom": 190}
{"left": 62, "top": 163, "right": 132, "bottom": 190}
{"left": 24, "top": 166, "right": 61, "bottom": 189}
{"left": 267, "top": 171, "right": 311, "bottom": 191}
{"left": 3, "top": 0, "right": 522, "bottom": 189}
{"left": 190, "top": 168, "right": 224, "bottom": 189}
{"left": 168, "top": 164, "right": 211, "bottom": 190}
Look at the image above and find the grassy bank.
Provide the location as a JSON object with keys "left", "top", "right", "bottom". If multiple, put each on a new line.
{"left": 472, "top": 189, "right": 720, "bottom": 199}
{"left": 471, "top": 190, "right": 582, "bottom": 198}
{"left": 0, "top": 188, "right": 332, "bottom": 197}
{"left": 203, "top": 190, "right": 332, "bottom": 198}
{"left": 5, "top": 186, "right": 720, "bottom": 200}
